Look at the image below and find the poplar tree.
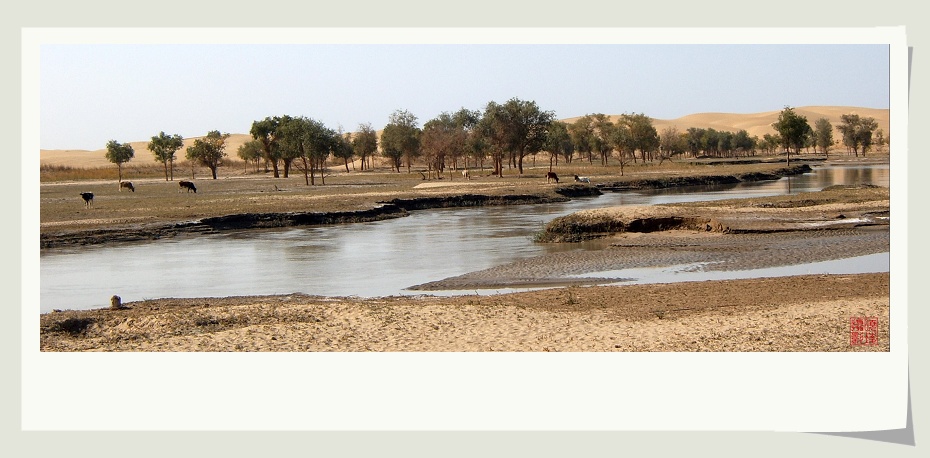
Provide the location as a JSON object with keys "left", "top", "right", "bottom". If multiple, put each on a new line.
{"left": 105, "top": 139, "right": 135, "bottom": 184}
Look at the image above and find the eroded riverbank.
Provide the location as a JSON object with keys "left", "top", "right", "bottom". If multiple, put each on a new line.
{"left": 39, "top": 163, "right": 813, "bottom": 249}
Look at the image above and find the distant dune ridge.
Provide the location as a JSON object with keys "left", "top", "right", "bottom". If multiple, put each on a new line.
{"left": 40, "top": 106, "right": 890, "bottom": 168}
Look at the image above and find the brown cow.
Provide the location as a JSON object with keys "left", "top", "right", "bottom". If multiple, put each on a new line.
{"left": 119, "top": 181, "right": 135, "bottom": 192}
{"left": 546, "top": 172, "right": 559, "bottom": 183}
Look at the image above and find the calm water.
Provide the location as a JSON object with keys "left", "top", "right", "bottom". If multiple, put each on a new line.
{"left": 39, "top": 164, "right": 890, "bottom": 312}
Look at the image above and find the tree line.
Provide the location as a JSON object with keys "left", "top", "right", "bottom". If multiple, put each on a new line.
{"left": 102, "top": 102, "right": 888, "bottom": 183}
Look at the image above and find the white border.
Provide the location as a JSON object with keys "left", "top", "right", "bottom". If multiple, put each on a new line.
{"left": 22, "top": 27, "right": 908, "bottom": 432}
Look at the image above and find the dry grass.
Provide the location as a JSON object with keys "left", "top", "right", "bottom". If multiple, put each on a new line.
{"left": 38, "top": 157, "right": 844, "bottom": 235}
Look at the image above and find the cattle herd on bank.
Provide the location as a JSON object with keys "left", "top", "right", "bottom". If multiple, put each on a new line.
{"left": 79, "top": 180, "right": 198, "bottom": 207}
{"left": 77, "top": 171, "right": 592, "bottom": 208}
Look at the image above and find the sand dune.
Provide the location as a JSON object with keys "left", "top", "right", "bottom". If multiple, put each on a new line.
{"left": 39, "top": 134, "right": 254, "bottom": 168}
{"left": 40, "top": 106, "right": 889, "bottom": 169}
{"left": 564, "top": 106, "right": 889, "bottom": 141}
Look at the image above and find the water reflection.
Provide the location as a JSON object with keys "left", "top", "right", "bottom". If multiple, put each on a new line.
{"left": 39, "top": 164, "right": 890, "bottom": 312}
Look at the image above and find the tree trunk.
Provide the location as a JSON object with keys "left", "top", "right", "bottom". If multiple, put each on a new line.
{"left": 302, "top": 157, "right": 310, "bottom": 185}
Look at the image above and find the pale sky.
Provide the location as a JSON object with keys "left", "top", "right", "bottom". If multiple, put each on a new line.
{"left": 35, "top": 29, "right": 893, "bottom": 151}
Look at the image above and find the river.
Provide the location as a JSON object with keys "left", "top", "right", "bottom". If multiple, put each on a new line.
{"left": 39, "top": 163, "right": 890, "bottom": 312}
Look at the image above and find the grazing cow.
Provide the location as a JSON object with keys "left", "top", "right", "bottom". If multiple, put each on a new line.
{"left": 179, "top": 180, "right": 197, "bottom": 193}
{"left": 573, "top": 175, "right": 591, "bottom": 183}
{"left": 546, "top": 171, "right": 559, "bottom": 183}
{"left": 80, "top": 192, "right": 94, "bottom": 208}
{"left": 119, "top": 181, "right": 135, "bottom": 192}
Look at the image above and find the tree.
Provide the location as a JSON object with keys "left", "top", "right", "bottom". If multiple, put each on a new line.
{"left": 608, "top": 122, "right": 633, "bottom": 175}
{"left": 874, "top": 129, "right": 887, "bottom": 152}
{"left": 148, "top": 132, "right": 184, "bottom": 181}
{"left": 685, "top": 127, "right": 706, "bottom": 157}
{"left": 465, "top": 113, "right": 491, "bottom": 172}
{"left": 278, "top": 116, "right": 334, "bottom": 185}
{"left": 451, "top": 108, "right": 481, "bottom": 171}
{"left": 105, "top": 140, "right": 135, "bottom": 184}
{"left": 237, "top": 139, "right": 264, "bottom": 173}
{"left": 482, "top": 98, "right": 554, "bottom": 175}
{"left": 421, "top": 112, "right": 468, "bottom": 179}
{"left": 250, "top": 116, "right": 289, "bottom": 177}
{"left": 568, "top": 114, "right": 614, "bottom": 165}
{"left": 568, "top": 115, "right": 596, "bottom": 164}
{"left": 813, "top": 117, "right": 834, "bottom": 157}
{"left": 380, "top": 109, "right": 421, "bottom": 173}
{"left": 733, "top": 130, "right": 755, "bottom": 157}
{"left": 351, "top": 123, "right": 378, "bottom": 171}
{"left": 331, "top": 129, "right": 355, "bottom": 173}
{"left": 544, "top": 120, "right": 574, "bottom": 167}
{"left": 760, "top": 133, "right": 780, "bottom": 154}
{"left": 659, "top": 126, "right": 687, "bottom": 162}
{"left": 771, "top": 106, "right": 811, "bottom": 164}
{"left": 186, "top": 130, "right": 230, "bottom": 179}
{"left": 620, "top": 113, "right": 659, "bottom": 163}
{"left": 837, "top": 113, "right": 878, "bottom": 157}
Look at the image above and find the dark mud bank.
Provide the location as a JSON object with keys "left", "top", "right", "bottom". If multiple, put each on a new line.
{"left": 596, "top": 164, "right": 812, "bottom": 191}
{"left": 40, "top": 166, "right": 807, "bottom": 249}
{"left": 40, "top": 188, "right": 596, "bottom": 249}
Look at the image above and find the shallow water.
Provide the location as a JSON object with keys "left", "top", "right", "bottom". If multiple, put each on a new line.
{"left": 568, "top": 252, "right": 890, "bottom": 286}
{"left": 39, "top": 164, "right": 890, "bottom": 312}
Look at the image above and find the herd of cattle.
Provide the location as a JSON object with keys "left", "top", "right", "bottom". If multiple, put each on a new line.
{"left": 79, "top": 180, "right": 197, "bottom": 208}
{"left": 77, "top": 174, "right": 593, "bottom": 208}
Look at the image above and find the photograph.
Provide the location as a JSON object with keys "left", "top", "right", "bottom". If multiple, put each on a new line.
{"left": 20, "top": 26, "right": 909, "bottom": 434}
{"left": 35, "top": 33, "right": 895, "bottom": 353}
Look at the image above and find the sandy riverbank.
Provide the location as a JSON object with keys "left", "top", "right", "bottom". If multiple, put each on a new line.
{"left": 39, "top": 273, "right": 890, "bottom": 352}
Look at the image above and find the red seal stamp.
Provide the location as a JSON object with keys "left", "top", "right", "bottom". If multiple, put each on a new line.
{"left": 849, "top": 316, "right": 879, "bottom": 346}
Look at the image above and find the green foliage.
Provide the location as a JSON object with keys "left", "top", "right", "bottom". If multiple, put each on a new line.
{"left": 236, "top": 139, "right": 264, "bottom": 163}
{"left": 331, "top": 130, "right": 355, "bottom": 173}
{"left": 545, "top": 120, "right": 574, "bottom": 164}
{"left": 351, "top": 123, "right": 379, "bottom": 171}
{"left": 421, "top": 112, "right": 468, "bottom": 177}
{"left": 813, "top": 117, "right": 834, "bottom": 155}
{"left": 105, "top": 139, "right": 135, "bottom": 181}
{"left": 771, "top": 106, "right": 812, "bottom": 156}
{"left": 105, "top": 140, "right": 134, "bottom": 165}
{"left": 148, "top": 131, "right": 184, "bottom": 180}
{"left": 481, "top": 98, "right": 554, "bottom": 175}
{"left": 837, "top": 113, "right": 879, "bottom": 156}
{"left": 380, "top": 109, "right": 421, "bottom": 172}
{"left": 569, "top": 113, "right": 614, "bottom": 165}
{"left": 620, "top": 113, "right": 659, "bottom": 162}
{"left": 250, "top": 116, "right": 289, "bottom": 177}
{"left": 275, "top": 116, "right": 334, "bottom": 185}
{"left": 659, "top": 126, "right": 688, "bottom": 159}
{"left": 186, "top": 130, "right": 230, "bottom": 179}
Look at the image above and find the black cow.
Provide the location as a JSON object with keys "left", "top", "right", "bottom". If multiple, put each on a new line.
{"left": 179, "top": 180, "right": 197, "bottom": 193}
{"left": 546, "top": 171, "right": 559, "bottom": 183}
{"left": 80, "top": 192, "right": 94, "bottom": 208}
